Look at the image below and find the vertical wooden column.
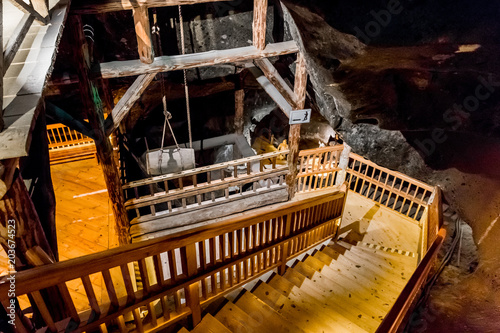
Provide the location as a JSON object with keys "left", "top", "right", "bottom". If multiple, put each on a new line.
{"left": 23, "top": 110, "right": 59, "bottom": 259}
{"left": 133, "top": 6, "right": 154, "bottom": 64}
{"left": 427, "top": 187, "right": 443, "bottom": 248}
{"left": 253, "top": 0, "right": 268, "bottom": 50}
{"left": 234, "top": 89, "right": 245, "bottom": 134}
{"left": 183, "top": 244, "right": 201, "bottom": 327}
{"left": 286, "top": 53, "right": 308, "bottom": 199}
{"left": 70, "top": 15, "right": 130, "bottom": 245}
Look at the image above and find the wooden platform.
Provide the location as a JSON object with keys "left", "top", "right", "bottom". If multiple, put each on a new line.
{"left": 339, "top": 191, "right": 422, "bottom": 255}
{"left": 0, "top": 158, "right": 120, "bottom": 311}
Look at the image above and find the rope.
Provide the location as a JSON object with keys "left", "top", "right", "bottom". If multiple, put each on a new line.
{"left": 178, "top": 5, "right": 193, "bottom": 149}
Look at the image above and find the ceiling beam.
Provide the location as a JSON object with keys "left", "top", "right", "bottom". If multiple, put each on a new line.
{"left": 96, "top": 40, "right": 299, "bottom": 79}
{"left": 104, "top": 73, "right": 157, "bottom": 135}
{"left": 71, "top": 0, "right": 233, "bottom": 15}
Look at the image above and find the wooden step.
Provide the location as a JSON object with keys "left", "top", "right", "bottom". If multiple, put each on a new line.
{"left": 347, "top": 243, "right": 418, "bottom": 268}
{"left": 320, "top": 248, "right": 400, "bottom": 302}
{"left": 215, "top": 301, "right": 264, "bottom": 333}
{"left": 192, "top": 313, "right": 231, "bottom": 333}
{"left": 334, "top": 253, "right": 405, "bottom": 294}
{"left": 326, "top": 244, "right": 407, "bottom": 289}
{"left": 266, "top": 274, "right": 368, "bottom": 333}
{"left": 293, "top": 261, "right": 388, "bottom": 319}
{"left": 340, "top": 250, "right": 408, "bottom": 288}
{"left": 347, "top": 246, "right": 416, "bottom": 276}
{"left": 252, "top": 282, "right": 353, "bottom": 333}
{"left": 302, "top": 255, "right": 391, "bottom": 311}
{"left": 234, "top": 291, "right": 303, "bottom": 333}
{"left": 340, "top": 245, "right": 411, "bottom": 275}
{"left": 177, "top": 328, "right": 190, "bottom": 333}
{"left": 291, "top": 262, "right": 382, "bottom": 332}
{"left": 311, "top": 252, "right": 398, "bottom": 304}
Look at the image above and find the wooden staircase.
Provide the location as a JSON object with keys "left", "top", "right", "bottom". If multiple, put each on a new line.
{"left": 178, "top": 240, "right": 418, "bottom": 333}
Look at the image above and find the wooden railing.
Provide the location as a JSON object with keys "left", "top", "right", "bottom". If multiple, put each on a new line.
{"left": 296, "top": 145, "right": 343, "bottom": 193}
{"left": 0, "top": 190, "right": 346, "bottom": 333}
{"left": 47, "top": 124, "right": 96, "bottom": 164}
{"left": 346, "top": 153, "right": 435, "bottom": 222}
{"left": 123, "top": 150, "right": 289, "bottom": 221}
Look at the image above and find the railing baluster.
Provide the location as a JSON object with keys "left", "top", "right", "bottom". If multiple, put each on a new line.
{"left": 82, "top": 275, "right": 101, "bottom": 318}
{"left": 31, "top": 291, "right": 57, "bottom": 332}
{"left": 102, "top": 269, "right": 120, "bottom": 310}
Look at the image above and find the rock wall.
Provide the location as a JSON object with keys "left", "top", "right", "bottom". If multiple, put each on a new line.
{"left": 281, "top": 1, "right": 500, "bottom": 330}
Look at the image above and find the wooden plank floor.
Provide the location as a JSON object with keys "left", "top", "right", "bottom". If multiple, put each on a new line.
{"left": 0, "top": 158, "right": 120, "bottom": 312}
{"left": 338, "top": 191, "right": 421, "bottom": 254}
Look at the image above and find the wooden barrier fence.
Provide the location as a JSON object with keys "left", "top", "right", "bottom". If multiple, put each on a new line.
{"left": 346, "top": 153, "right": 435, "bottom": 222}
{"left": 47, "top": 124, "right": 95, "bottom": 164}
{"left": 296, "top": 145, "right": 343, "bottom": 193}
{"left": 122, "top": 151, "right": 289, "bottom": 221}
{"left": 0, "top": 190, "right": 346, "bottom": 333}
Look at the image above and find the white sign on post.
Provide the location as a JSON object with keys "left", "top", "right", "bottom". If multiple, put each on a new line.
{"left": 289, "top": 109, "right": 312, "bottom": 125}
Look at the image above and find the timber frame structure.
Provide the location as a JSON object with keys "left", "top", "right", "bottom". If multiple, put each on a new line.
{"left": 0, "top": 1, "right": 445, "bottom": 332}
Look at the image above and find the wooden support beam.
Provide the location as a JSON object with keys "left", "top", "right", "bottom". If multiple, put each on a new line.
{"left": 7, "top": 0, "right": 48, "bottom": 24}
{"left": 105, "top": 73, "right": 157, "bottom": 135}
{"left": 30, "top": 0, "right": 50, "bottom": 21}
{"left": 248, "top": 66, "right": 292, "bottom": 117}
{"left": 96, "top": 41, "right": 299, "bottom": 79}
{"left": 253, "top": 0, "right": 268, "bottom": 50}
{"left": 254, "top": 58, "right": 297, "bottom": 108}
{"left": 287, "top": 53, "right": 308, "bottom": 199}
{"left": 70, "top": 15, "right": 130, "bottom": 245}
{"left": 71, "top": 0, "right": 233, "bottom": 14}
{"left": 3, "top": 14, "right": 35, "bottom": 74}
{"left": 133, "top": 6, "right": 154, "bottom": 64}
{"left": 234, "top": 89, "right": 245, "bottom": 134}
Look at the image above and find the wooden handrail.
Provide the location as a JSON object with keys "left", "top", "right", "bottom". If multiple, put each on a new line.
{"left": 123, "top": 150, "right": 289, "bottom": 189}
{"left": 376, "top": 228, "right": 446, "bottom": 333}
{"left": 1, "top": 190, "right": 346, "bottom": 333}
{"left": 346, "top": 153, "right": 434, "bottom": 221}
{"left": 349, "top": 153, "right": 434, "bottom": 192}
{"left": 296, "top": 145, "right": 344, "bottom": 193}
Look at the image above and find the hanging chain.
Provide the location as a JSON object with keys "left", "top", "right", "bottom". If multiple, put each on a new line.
{"left": 178, "top": 5, "right": 193, "bottom": 149}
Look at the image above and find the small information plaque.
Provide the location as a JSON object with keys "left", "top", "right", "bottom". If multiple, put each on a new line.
{"left": 289, "top": 109, "right": 312, "bottom": 125}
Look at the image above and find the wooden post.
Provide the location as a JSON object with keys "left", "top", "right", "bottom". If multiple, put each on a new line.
{"left": 235, "top": 89, "right": 245, "bottom": 134}
{"left": 286, "top": 53, "right": 308, "bottom": 199}
{"left": 23, "top": 111, "right": 59, "bottom": 258}
{"left": 427, "top": 187, "right": 443, "bottom": 248}
{"left": 133, "top": 6, "right": 154, "bottom": 64}
{"left": 183, "top": 244, "right": 201, "bottom": 327}
{"left": 70, "top": 15, "right": 130, "bottom": 245}
{"left": 335, "top": 144, "right": 351, "bottom": 186}
{"left": 253, "top": 0, "right": 268, "bottom": 50}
